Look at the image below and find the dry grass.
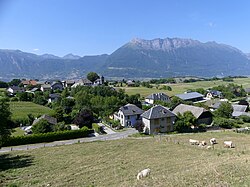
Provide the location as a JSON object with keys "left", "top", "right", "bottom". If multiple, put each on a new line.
{"left": 1, "top": 131, "right": 250, "bottom": 186}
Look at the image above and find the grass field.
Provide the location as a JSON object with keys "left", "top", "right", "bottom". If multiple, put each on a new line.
{"left": 9, "top": 102, "right": 54, "bottom": 120}
{"left": 119, "top": 78, "right": 250, "bottom": 97}
{"left": 2, "top": 131, "right": 250, "bottom": 186}
{"left": 11, "top": 127, "right": 25, "bottom": 137}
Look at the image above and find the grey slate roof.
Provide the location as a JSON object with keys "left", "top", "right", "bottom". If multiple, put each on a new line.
{"left": 65, "top": 80, "right": 75, "bottom": 84}
{"left": 80, "top": 78, "right": 92, "bottom": 84}
{"left": 32, "top": 115, "right": 57, "bottom": 125}
{"left": 146, "top": 93, "right": 169, "bottom": 100}
{"left": 232, "top": 104, "right": 247, "bottom": 112}
{"left": 172, "top": 104, "right": 209, "bottom": 119}
{"left": 232, "top": 111, "right": 250, "bottom": 117}
{"left": 175, "top": 92, "right": 203, "bottom": 101}
{"left": 211, "top": 102, "right": 222, "bottom": 109}
{"left": 245, "top": 88, "right": 250, "bottom": 93}
{"left": 141, "top": 105, "right": 176, "bottom": 120}
{"left": 30, "top": 87, "right": 39, "bottom": 92}
{"left": 9, "top": 86, "right": 25, "bottom": 92}
{"left": 208, "top": 90, "right": 222, "bottom": 96}
{"left": 119, "top": 104, "right": 144, "bottom": 116}
{"left": 49, "top": 93, "right": 61, "bottom": 99}
{"left": 41, "top": 84, "right": 51, "bottom": 89}
{"left": 51, "top": 82, "right": 63, "bottom": 87}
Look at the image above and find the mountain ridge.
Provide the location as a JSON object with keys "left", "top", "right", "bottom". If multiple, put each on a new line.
{"left": 0, "top": 37, "right": 249, "bottom": 80}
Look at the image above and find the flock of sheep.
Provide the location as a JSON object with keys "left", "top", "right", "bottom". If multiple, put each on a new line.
{"left": 189, "top": 138, "right": 234, "bottom": 148}
{"left": 137, "top": 137, "right": 235, "bottom": 180}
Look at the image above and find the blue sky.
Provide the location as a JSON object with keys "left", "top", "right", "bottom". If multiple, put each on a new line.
{"left": 0, "top": 0, "right": 250, "bottom": 56}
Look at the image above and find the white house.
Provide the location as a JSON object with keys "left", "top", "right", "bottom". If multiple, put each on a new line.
{"left": 145, "top": 93, "right": 171, "bottom": 104}
{"left": 71, "top": 78, "right": 93, "bottom": 88}
{"left": 7, "top": 86, "right": 25, "bottom": 95}
{"left": 141, "top": 105, "right": 176, "bottom": 135}
{"left": 41, "top": 84, "right": 51, "bottom": 92}
{"left": 114, "top": 104, "right": 144, "bottom": 127}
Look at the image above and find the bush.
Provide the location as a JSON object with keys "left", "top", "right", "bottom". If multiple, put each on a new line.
{"left": 10, "top": 97, "right": 19, "bottom": 102}
{"left": 92, "top": 123, "right": 101, "bottom": 133}
{"left": 11, "top": 117, "right": 30, "bottom": 127}
{"left": 3, "top": 127, "right": 93, "bottom": 146}
{"left": 239, "top": 115, "right": 250, "bottom": 123}
{"left": 213, "top": 118, "right": 239, "bottom": 129}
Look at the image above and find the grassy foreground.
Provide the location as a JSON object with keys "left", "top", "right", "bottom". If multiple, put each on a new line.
{"left": 9, "top": 102, "right": 54, "bottom": 120}
{"left": 1, "top": 131, "right": 250, "bottom": 186}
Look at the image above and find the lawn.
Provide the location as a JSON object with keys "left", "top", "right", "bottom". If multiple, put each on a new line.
{"left": 9, "top": 101, "right": 54, "bottom": 120}
{"left": 2, "top": 131, "right": 250, "bottom": 186}
{"left": 119, "top": 77, "right": 250, "bottom": 97}
{"left": 11, "top": 127, "right": 25, "bottom": 137}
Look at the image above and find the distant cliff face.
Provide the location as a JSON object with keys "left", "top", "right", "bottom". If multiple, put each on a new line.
{"left": 102, "top": 38, "right": 250, "bottom": 78}
{"left": 129, "top": 38, "right": 201, "bottom": 51}
{"left": 0, "top": 37, "right": 249, "bottom": 80}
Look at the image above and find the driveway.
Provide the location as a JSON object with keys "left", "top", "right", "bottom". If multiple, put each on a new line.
{"left": 0, "top": 128, "right": 137, "bottom": 153}
{"left": 97, "top": 122, "right": 116, "bottom": 134}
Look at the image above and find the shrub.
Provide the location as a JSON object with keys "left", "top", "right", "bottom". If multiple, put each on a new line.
{"left": 11, "top": 117, "right": 30, "bottom": 127}
{"left": 10, "top": 97, "right": 19, "bottom": 102}
{"left": 3, "top": 127, "right": 93, "bottom": 146}
{"left": 31, "top": 119, "right": 53, "bottom": 134}
{"left": 213, "top": 118, "right": 239, "bottom": 129}
{"left": 239, "top": 115, "right": 250, "bottom": 123}
{"left": 92, "top": 123, "right": 101, "bottom": 133}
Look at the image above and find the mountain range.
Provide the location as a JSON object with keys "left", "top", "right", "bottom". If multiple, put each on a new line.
{"left": 0, "top": 37, "right": 249, "bottom": 81}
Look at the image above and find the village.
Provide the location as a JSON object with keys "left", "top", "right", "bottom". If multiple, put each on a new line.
{"left": 1, "top": 72, "right": 250, "bottom": 149}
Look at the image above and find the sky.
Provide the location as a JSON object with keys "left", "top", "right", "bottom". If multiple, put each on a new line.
{"left": 0, "top": 0, "right": 250, "bottom": 57}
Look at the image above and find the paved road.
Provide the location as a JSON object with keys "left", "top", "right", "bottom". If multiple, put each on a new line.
{"left": 0, "top": 128, "right": 137, "bottom": 153}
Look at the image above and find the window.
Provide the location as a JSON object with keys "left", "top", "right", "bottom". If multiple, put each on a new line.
{"left": 155, "top": 119, "right": 159, "bottom": 125}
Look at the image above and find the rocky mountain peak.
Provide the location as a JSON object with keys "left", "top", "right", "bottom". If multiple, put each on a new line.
{"left": 129, "top": 37, "right": 201, "bottom": 51}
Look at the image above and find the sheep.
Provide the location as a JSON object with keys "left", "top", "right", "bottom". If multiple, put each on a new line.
{"left": 201, "top": 141, "right": 207, "bottom": 146}
{"left": 206, "top": 146, "right": 212, "bottom": 150}
{"left": 189, "top": 139, "right": 199, "bottom": 145}
{"left": 137, "top": 168, "right": 151, "bottom": 180}
{"left": 198, "top": 141, "right": 207, "bottom": 147}
{"left": 210, "top": 138, "right": 217, "bottom": 145}
{"left": 224, "top": 141, "right": 234, "bottom": 148}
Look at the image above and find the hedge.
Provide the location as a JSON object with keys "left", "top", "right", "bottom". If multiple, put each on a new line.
{"left": 3, "top": 127, "right": 94, "bottom": 147}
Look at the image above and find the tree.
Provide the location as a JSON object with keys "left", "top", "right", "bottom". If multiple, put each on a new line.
{"left": 87, "top": 72, "right": 100, "bottom": 83}
{"left": 31, "top": 119, "right": 53, "bottom": 134}
{"left": 134, "top": 121, "right": 144, "bottom": 133}
{"left": 174, "top": 112, "right": 197, "bottom": 133}
{"left": 0, "top": 99, "right": 11, "bottom": 147}
{"left": 0, "top": 81, "right": 8, "bottom": 88}
{"left": 27, "top": 113, "right": 35, "bottom": 126}
{"left": 54, "top": 107, "right": 64, "bottom": 122}
{"left": 16, "top": 92, "right": 33, "bottom": 101}
{"left": 9, "top": 79, "right": 21, "bottom": 86}
{"left": 53, "top": 122, "right": 71, "bottom": 132}
{"left": 213, "top": 102, "right": 233, "bottom": 118}
{"left": 74, "top": 109, "right": 93, "bottom": 128}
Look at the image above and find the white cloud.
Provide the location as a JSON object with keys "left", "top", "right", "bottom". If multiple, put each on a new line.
{"left": 33, "top": 48, "right": 39, "bottom": 52}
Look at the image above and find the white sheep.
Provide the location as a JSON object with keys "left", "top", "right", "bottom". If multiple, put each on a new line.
{"left": 137, "top": 168, "right": 151, "bottom": 180}
{"left": 224, "top": 141, "right": 233, "bottom": 148}
{"left": 210, "top": 138, "right": 217, "bottom": 145}
{"left": 201, "top": 141, "right": 207, "bottom": 146}
{"left": 189, "top": 139, "right": 199, "bottom": 145}
{"left": 206, "top": 146, "right": 212, "bottom": 150}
